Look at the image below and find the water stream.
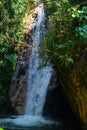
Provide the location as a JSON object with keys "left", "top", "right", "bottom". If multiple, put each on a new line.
{"left": 0, "top": 3, "right": 81, "bottom": 130}
{"left": 25, "top": 3, "right": 52, "bottom": 116}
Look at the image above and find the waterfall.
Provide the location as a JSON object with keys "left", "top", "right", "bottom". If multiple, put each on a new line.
{"left": 0, "top": 3, "right": 58, "bottom": 128}
{"left": 25, "top": 3, "right": 52, "bottom": 116}
{"left": 0, "top": 4, "right": 78, "bottom": 130}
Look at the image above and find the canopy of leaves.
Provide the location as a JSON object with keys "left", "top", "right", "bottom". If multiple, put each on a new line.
{"left": 41, "top": 0, "right": 87, "bottom": 66}
{"left": 0, "top": 0, "right": 35, "bottom": 101}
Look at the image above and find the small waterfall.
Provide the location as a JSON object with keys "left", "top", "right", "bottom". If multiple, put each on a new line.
{"left": 0, "top": 4, "right": 80, "bottom": 130}
{"left": 25, "top": 3, "right": 52, "bottom": 116}
{"left": 0, "top": 4, "right": 55, "bottom": 127}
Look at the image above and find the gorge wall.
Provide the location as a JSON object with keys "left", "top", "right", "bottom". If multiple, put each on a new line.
{"left": 55, "top": 59, "right": 87, "bottom": 130}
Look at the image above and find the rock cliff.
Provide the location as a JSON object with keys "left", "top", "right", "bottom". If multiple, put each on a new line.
{"left": 9, "top": 5, "right": 39, "bottom": 114}
{"left": 55, "top": 59, "right": 87, "bottom": 130}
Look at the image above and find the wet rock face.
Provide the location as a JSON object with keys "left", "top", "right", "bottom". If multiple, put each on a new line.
{"left": 55, "top": 60, "right": 87, "bottom": 130}
{"left": 9, "top": 5, "right": 40, "bottom": 114}
{"left": 9, "top": 45, "right": 31, "bottom": 114}
{"left": 0, "top": 100, "right": 17, "bottom": 115}
{"left": 8, "top": 4, "right": 46, "bottom": 115}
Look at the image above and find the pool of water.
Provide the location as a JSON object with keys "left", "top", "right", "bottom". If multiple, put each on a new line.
{"left": 0, "top": 115, "right": 81, "bottom": 130}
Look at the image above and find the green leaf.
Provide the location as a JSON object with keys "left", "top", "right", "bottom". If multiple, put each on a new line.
{"left": 67, "top": 57, "right": 73, "bottom": 63}
{"left": 0, "top": 128, "right": 4, "bottom": 130}
{"left": 56, "top": 44, "right": 67, "bottom": 49}
{"left": 5, "top": 54, "right": 17, "bottom": 63}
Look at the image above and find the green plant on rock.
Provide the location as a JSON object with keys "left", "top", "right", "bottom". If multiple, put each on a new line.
{"left": 41, "top": 0, "right": 87, "bottom": 67}
{"left": 0, "top": 0, "right": 35, "bottom": 101}
{"left": 75, "top": 6, "right": 87, "bottom": 39}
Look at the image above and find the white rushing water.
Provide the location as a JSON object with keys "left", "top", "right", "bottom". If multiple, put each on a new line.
{"left": 0, "top": 3, "right": 56, "bottom": 128}
{"left": 0, "top": 4, "right": 81, "bottom": 130}
{"left": 25, "top": 3, "right": 52, "bottom": 116}
{"left": 0, "top": 3, "right": 61, "bottom": 129}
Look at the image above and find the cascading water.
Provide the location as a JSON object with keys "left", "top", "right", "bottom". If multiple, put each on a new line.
{"left": 25, "top": 3, "right": 52, "bottom": 116}
{"left": 0, "top": 3, "right": 81, "bottom": 130}
{"left": 0, "top": 3, "right": 55, "bottom": 128}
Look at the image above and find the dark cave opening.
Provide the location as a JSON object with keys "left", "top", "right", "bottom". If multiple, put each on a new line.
{"left": 43, "top": 77, "right": 82, "bottom": 129}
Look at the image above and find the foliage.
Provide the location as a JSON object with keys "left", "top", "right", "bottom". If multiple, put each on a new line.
{"left": 0, "top": 0, "right": 35, "bottom": 101}
{"left": 74, "top": 6, "right": 87, "bottom": 39}
{"left": 43, "top": 0, "right": 57, "bottom": 16}
{"left": 0, "top": 128, "right": 4, "bottom": 130}
{"left": 41, "top": 0, "right": 87, "bottom": 66}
